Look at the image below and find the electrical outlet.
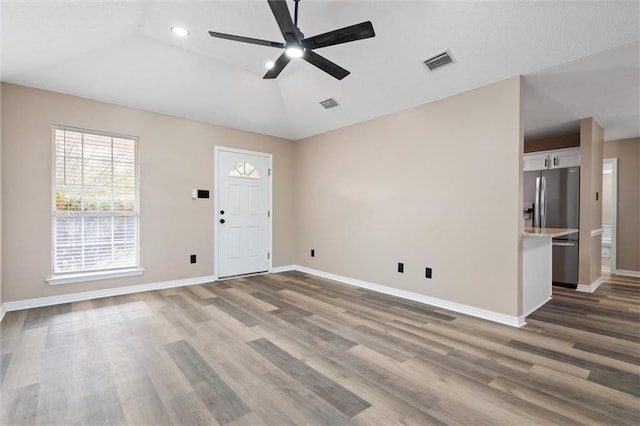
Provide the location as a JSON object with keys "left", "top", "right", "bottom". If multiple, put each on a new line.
{"left": 425, "top": 267, "right": 432, "bottom": 279}
{"left": 190, "top": 254, "right": 197, "bottom": 264}
{"left": 398, "top": 262, "right": 404, "bottom": 273}
{"left": 311, "top": 249, "right": 315, "bottom": 257}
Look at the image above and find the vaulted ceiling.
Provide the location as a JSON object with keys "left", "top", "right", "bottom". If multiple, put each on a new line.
{"left": 2, "top": 1, "right": 638, "bottom": 141}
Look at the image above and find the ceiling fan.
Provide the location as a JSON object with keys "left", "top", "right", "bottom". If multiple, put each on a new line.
{"left": 208, "top": 0, "right": 375, "bottom": 80}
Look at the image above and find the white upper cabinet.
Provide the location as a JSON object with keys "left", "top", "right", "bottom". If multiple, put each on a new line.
{"left": 550, "top": 148, "right": 581, "bottom": 168}
{"left": 524, "top": 152, "right": 550, "bottom": 171}
{"left": 524, "top": 148, "right": 580, "bottom": 172}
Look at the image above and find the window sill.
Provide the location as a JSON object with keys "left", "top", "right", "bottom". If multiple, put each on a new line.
{"left": 47, "top": 268, "right": 144, "bottom": 286}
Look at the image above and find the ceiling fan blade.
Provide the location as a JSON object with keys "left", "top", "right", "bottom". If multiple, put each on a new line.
{"left": 263, "top": 51, "right": 292, "bottom": 79}
{"left": 208, "top": 31, "right": 285, "bottom": 48}
{"left": 303, "top": 50, "right": 350, "bottom": 80}
{"left": 302, "top": 21, "right": 375, "bottom": 49}
{"left": 268, "top": 0, "right": 297, "bottom": 41}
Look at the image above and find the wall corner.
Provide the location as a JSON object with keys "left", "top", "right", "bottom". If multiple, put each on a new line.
{"left": 578, "top": 117, "right": 604, "bottom": 286}
{"left": 516, "top": 75, "right": 524, "bottom": 316}
{"left": 1, "top": 82, "right": 4, "bottom": 309}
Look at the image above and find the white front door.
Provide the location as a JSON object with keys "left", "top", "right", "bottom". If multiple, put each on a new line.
{"left": 216, "top": 148, "right": 271, "bottom": 278}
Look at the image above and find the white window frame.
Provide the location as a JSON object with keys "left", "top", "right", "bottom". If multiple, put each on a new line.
{"left": 48, "top": 125, "right": 143, "bottom": 285}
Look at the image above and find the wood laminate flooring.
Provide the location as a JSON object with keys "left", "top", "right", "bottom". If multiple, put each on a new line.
{"left": 1, "top": 271, "right": 638, "bottom": 425}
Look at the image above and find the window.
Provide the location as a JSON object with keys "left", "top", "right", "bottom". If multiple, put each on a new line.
{"left": 53, "top": 127, "right": 139, "bottom": 275}
{"left": 229, "top": 161, "right": 260, "bottom": 178}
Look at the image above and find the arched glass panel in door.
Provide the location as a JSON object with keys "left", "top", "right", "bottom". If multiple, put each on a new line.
{"left": 229, "top": 161, "right": 261, "bottom": 178}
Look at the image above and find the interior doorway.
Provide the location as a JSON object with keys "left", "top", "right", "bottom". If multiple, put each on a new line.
{"left": 601, "top": 158, "right": 617, "bottom": 274}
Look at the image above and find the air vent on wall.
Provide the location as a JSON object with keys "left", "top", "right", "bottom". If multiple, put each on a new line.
{"left": 424, "top": 50, "right": 454, "bottom": 71}
{"left": 320, "top": 98, "right": 339, "bottom": 109}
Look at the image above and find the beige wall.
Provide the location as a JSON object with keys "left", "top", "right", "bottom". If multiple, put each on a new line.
{"left": 524, "top": 132, "right": 580, "bottom": 153}
{"left": 604, "top": 138, "right": 640, "bottom": 272}
{"left": 1, "top": 83, "right": 296, "bottom": 303}
{"left": 295, "top": 77, "right": 524, "bottom": 317}
{"left": 578, "top": 118, "right": 604, "bottom": 285}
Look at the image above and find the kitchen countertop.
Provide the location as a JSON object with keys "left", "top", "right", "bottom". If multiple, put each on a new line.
{"left": 524, "top": 227, "right": 579, "bottom": 238}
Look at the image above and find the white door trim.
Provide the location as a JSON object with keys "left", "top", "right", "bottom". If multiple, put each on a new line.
{"left": 603, "top": 158, "right": 618, "bottom": 274}
{"left": 214, "top": 146, "right": 273, "bottom": 280}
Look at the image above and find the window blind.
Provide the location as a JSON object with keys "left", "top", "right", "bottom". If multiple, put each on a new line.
{"left": 53, "top": 127, "right": 138, "bottom": 274}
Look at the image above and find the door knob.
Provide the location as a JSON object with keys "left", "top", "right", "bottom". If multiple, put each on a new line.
{"left": 219, "top": 219, "right": 225, "bottom": 224}
{"left": 220, "top": 210, "right": 225, "bottom": 215}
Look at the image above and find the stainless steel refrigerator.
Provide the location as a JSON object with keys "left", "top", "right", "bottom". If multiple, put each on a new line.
{"left": 524, "top": 167, "right": 580, "bottom": 287}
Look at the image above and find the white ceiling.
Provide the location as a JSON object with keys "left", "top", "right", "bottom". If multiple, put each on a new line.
{"left": 524, "top": 41, "right": 639, "bottom": 141}
{"left": 1, "top": 1, "right": 639, "bottom": 141}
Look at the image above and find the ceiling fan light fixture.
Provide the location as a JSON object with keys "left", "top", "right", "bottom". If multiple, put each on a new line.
{"left": 170, "top": 26, "right": 190, "bottom": 37}
{"left": 285, "top": 45, "right": 304, "bottom": 58}
{"left": 265, "top": 61, "right": 275, "bottom": 69}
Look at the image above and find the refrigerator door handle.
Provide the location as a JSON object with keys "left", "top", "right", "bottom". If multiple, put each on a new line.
{"left": 541, "top": 176, "right": 547, "bottom": 228}
{"left": 534, "top": 176, "right": 541, "bottom": 228}
{"left": 553, "top": 241, "right": 576, "bottom": 247}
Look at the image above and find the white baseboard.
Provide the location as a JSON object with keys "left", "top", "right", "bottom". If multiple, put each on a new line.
{"left": 0, "top": 304, "right": 6, "bottom": 323}
{"left": 614, "top": 269, "right": 640, "bottom": 278}
{"left": 294, "top": 265, "right": 525, "bottom": 328}
{"left": 1, "top": 275, "right": 217, "bottom": 315}
{"left": 271, "top": 265, "right": 296, "bottom": 273}
{"left": 577, "top": 276, "right": 604, "bottom": 293}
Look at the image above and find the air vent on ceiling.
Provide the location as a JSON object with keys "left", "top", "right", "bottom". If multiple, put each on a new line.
{"left": 320, "top": 98, "right": 339, "bottom": 109}
{"left": 424, "top": 50, "right": 454, "bottom": 71}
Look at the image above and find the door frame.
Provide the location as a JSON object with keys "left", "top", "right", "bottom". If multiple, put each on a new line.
{"left": 603, "top": 158, "right": 618, "bottom": 273}
{"left": 213, "top": 146, "right": 273, "bottom": 280}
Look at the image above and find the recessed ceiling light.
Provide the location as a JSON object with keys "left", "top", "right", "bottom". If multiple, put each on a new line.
{"left": 265, "top": 61, "right": 275, "bottom": 70}
{"left": 170, "top": 26, "right": 189, "bottom": 37}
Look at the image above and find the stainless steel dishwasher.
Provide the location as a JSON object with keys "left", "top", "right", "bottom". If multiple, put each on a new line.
{"left": 552, "top": 239, "right": 579, "bottom": 288}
